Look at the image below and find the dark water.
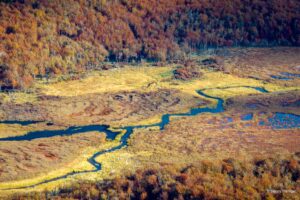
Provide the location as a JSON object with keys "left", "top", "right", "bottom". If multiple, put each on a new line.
{"left": 280, "top": 72, "right": 300, "bottom": 78}
{"left": 259, "top": 113, "right": 300, "bottom": 129}
{"left": 0, "top": 125, "right": 119, "bottom": 141}
{"left": 271, "top": 72, "right": 300, "bottom": 80}
{"left": 270, "top": 75, "right": 292, "bottom": 80}
{"left": 241, "top": 113, "right": 254, "bottom": 121}
{"left": 0, "top": 86, "right": 298, "bottom": 190}
{"left": 246, "top": 103, "right": 259, "bottom": 109}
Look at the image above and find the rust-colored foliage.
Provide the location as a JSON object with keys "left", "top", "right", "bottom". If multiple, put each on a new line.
{"left": 0, "top": 0, "right": 299, "bottom": 89}
{"left": 173, "top": 66, "right": 203, "bottom": 80}
{"left": 13, "top": 154, "right": 300, "bottom": 199}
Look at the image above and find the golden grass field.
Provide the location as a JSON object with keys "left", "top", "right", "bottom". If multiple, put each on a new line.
{"left": 0, "top": 48, "right": 299, "bottom": 198}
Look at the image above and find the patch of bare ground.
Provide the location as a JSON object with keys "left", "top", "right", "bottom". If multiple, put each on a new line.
{"left": 0, "top": 89, "right": 208, "bottom": 127}
{"left": 0, "top": 132, "right": 105, "bottom": 182}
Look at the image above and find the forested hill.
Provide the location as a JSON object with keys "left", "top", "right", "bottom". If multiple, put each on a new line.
{"left": 0, "top": 0, "right": 299, "bottom": 89}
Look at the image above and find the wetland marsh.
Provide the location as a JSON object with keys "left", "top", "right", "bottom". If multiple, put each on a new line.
{"left": 0, "top": 48, "right": 299, "bottom": 198}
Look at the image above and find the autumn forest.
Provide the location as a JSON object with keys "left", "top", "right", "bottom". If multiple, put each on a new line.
{"left": 0, "top": 0, "right": 299, "bottom": 89}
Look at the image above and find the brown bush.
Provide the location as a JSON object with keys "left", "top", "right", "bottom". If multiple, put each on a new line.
{"left": 173, "top": 66, "right": 203, "bottom": 80}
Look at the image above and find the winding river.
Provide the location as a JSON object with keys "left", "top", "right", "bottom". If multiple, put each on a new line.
{"left": 0, "top": 86, "right": 299, "bottom": 190}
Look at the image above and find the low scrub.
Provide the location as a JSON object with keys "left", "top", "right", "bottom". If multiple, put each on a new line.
{"left": 13, "top": 154, "right": 300, "bottom": 199}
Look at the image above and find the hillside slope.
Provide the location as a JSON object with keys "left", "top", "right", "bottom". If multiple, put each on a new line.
{"left": 0, "top": 0, "right": 299, "bottom": 89}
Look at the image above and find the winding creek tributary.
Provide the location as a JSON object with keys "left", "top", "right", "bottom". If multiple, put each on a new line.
{"left": 0, "top": 86, "right": 299, "bottom": 190}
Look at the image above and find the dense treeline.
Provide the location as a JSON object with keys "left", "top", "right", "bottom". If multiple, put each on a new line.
{"left": 13, "top": 154, "right": 300, "bottom": 199}
{"left": 0, "top": 0, "right": 299, "bottom": 89}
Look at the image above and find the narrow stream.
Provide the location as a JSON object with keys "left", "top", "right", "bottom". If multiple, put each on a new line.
{"left": 0, "top": 86, "right": 298, "bottom": 190}
{"left": 271, "top": 72, "right": 300, "bottom": 80}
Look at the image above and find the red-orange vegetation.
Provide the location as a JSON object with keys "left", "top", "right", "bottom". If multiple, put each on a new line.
{"left": 12, "top": 154, "right": 300, "bottom": 199}
{"left": 0, "top": 0, "right": 299, "bottom": 89}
